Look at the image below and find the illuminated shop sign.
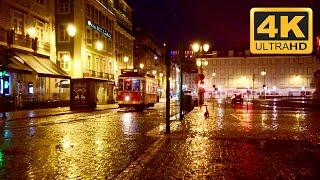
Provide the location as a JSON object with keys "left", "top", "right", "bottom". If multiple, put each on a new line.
{"left": 87, "top": 20, "right": 112, "bottom": 39}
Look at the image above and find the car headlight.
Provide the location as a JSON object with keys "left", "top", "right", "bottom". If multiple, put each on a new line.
{"left": 125, "top": 96, "right": 130, "bottom": 102}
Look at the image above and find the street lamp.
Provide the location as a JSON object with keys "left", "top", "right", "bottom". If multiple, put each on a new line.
{"left": 26, "top": 27, "right": 36, "bottom": 38}
{"left": 192, "top": 42, "right": 210, "bottom": 105}
{"left": 139, "top": 63, "right": 144, "bottom": 69}
{"left": 95, "top": 41, "right": 103, "bottom": 51}
{"left": 261, "top": 70, "right": 266, "bottom": 83}
{"left": 152, "top": 70, "right": 157, "bottom": 75}
{"left": 67, "top": 24, "right": 76, "bottom": 37}
{"left": 123, "top": 56, "right": 129, "bottom": 69}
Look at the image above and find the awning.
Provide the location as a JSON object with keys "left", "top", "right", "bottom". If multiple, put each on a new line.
{"left": 15, "top": 52, "right": 70, "bottom": 79}
{"left": 6, "top": 56, "right": 33, "bottom": 74}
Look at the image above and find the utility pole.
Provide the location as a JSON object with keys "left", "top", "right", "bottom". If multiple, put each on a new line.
{"left": 165, "top": 49, "right": 171, "bottom": 133}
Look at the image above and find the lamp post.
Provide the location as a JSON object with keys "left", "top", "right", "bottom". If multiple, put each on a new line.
{"left": 192, "top": 42, "right": 209, "bottom": 106}
{"left": 261, "top": 69, "right": 266, "bottom": 87}
{"left": 139, "top": 63, "right": 144, "bottom": 69}
{"left": 123, "top": 56, "right": 129, "bottom": 69}
{"left": 261, "top": 69, "right": 267, "bottom": 97}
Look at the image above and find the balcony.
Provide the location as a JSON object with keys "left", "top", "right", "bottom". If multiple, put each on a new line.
{"left": 37, "top": 41, "right": 51, "bottom": 54}
{"left": 13, "top": 33, "right": 33, "bottom": 49}
{"left": 83, "top": 70, "right": 115, "bottom": 81}
{"left": 0, "top": 29, "right": 51, "bottom": 55}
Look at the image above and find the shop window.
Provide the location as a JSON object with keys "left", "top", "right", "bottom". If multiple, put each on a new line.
{"left": 28, "top": 82, "right": 34, "bottom": 94}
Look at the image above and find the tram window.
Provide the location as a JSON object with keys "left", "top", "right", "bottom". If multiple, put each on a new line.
{"left": 132, "top": 79, "right": 140, "bottom": 91}
{"left": 119, "top": 79, "right": 123, "bottom": 91}
{"left": 124, "top": 79, "right": 132, "bottom": 91}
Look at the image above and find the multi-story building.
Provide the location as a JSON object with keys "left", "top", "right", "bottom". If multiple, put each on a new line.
{"left": 114, "top": 0, "right": 134, "bottom": 77}
{"left": 196, "top": 50, "right": 320, "bottom": 98}
{"left": 55, "top": 0, "right": 134, "bottom": 104}
{"left": 0, "top": 0, "right": 69, "bottom": 109}
{"left": 134, "top": 27, "right": 166, "bottom": 97}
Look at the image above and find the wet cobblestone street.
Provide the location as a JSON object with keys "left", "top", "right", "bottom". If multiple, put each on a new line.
{"left": 1, "top": 101, "right": 320, "bottom": 179}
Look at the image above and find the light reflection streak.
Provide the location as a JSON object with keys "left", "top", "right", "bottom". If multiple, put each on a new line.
{"left": 121, "top": 113, "right": 137, "bottom": 135}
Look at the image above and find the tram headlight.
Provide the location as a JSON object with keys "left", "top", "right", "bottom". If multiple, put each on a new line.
{"left": 125, "top": 96, "right": 130, "bottom": 102}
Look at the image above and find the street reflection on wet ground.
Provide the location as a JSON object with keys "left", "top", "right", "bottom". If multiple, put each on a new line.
{"left": 0, "top": 103, "right": 178, "bottom": 179}
{"left": 136, "top": 102, "right": 320, "bottom": 179}
{"left": 1, "top": 101, "right": 320, "bottom": 179}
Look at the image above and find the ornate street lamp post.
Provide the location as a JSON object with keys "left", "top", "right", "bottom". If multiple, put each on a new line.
{"left": 192, "top": 42, "right": 209, "bottom": 105}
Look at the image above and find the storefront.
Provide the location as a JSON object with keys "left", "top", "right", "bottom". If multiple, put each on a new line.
{"left": 0, "top": 50, "right": 70, "bottom": 110}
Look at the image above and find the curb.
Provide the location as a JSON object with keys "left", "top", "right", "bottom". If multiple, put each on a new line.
{"left": 1, "top": 107, "right": 119, "bottom": 122}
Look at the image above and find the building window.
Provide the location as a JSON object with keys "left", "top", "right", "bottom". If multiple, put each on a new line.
{"left": 58, "top": 51, "right": 71, "bottom": 70}
{"left": 36, "top": 20, "right": 45, "bottom": 42}
{"left": 35, "top": 0, "right": 44, "bottom": 5}
{"left": 108, "top": 61, "right": 113, "bottom": 74}
{"left": 86, "top": 3, "right": 91, "bottom": 18}
{"left": 12, "top": 11, "right": 24, "bottom": 35}
{"left": 58, "top": 24, "right": 70, "bottom": 42}
{"left": 86, "top": 28, "right": 92, "bottom": 45}
{"left": 57, "top": 0, "right": 70, "bottom": 14}
{"left": 87, "top": 54, "right": 93, "bottom": 71}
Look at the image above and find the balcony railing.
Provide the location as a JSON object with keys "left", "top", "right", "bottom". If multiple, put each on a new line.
{"left": 14, "top": 33, "right": 33, "bottom": 49}
{"left": 0, "top": 29, "right": 51, "bottom": 55}
{"left": 84, "top": 70, "right": 115, "bottom": 81}
{"left": 37, "top": 41, "right": 51, "bottom": 54}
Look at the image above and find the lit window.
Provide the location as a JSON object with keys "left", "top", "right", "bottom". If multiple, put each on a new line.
{"left": 87, "top": 54, "right": 93, "bottom": 71}
{"left": 12, "top": 11, "right": 24, "bottom": 35}
{"left": 36, "top": 20, "right": 45, "bottom": 42}
{"left": 58, "top": 52, "right": 71, "bottom": 70}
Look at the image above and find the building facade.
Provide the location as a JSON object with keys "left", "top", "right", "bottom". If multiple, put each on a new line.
{"left": 196, "top": 51, "right": 320, "bottom": 98}
{"left": 133, "top": 27, "right": 166, "bottom": 97}
{"left": 0, "top": 0, "right": 69, "bottom": 110}
{"left": 55, "top": 0, "right": 133, "bottom": 104}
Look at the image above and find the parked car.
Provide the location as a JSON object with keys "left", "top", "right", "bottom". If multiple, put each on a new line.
{"left": 231, "top": 93, "right": 244, "bottom": 104}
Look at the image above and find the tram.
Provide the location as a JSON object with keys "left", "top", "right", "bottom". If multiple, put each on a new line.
{"left": 117, "top": 69, "right": 159, "bottom": 111}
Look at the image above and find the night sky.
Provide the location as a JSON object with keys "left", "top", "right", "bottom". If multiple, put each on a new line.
{"left": 127, "top": 0, "right": 320, "bottom": 50}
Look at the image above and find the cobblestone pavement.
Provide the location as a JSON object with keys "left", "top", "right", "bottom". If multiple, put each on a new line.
{"left": 0, "top": 104, "right": 119, "bottom": 121}
{"left": 1, "top": 100, "right": 320, "bottom": 179}
{"left": 133, "top": 102, "right": 320, "bottom": 179}
{"left": 0, "top": 102, "right": 179, "bottom": 179}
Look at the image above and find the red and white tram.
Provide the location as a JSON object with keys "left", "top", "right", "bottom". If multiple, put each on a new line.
{"left": 117, "top": 69, "right": 159, "bottom": 111}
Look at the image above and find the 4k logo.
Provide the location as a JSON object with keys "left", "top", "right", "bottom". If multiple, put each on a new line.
{"left": 250, "top": 8, "right": 313, "bottom": 54}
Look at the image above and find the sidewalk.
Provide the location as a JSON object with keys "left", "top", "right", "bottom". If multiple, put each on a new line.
{"left": 127, "top": 103, "right": 320, "bottom": 179}
{"left": 0, "top": 104, "right": 119, "bottom": 121}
